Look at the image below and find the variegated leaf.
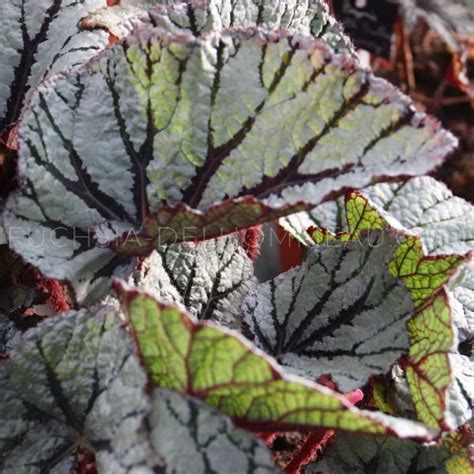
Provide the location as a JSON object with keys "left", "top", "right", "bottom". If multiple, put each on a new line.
{"left": 281, "top": 186, "right": 471, "bottom": 430}
{"left": 403, "top": 291, "right": 457, "bottom": 430}
{"left": 363, "top": 177, "right": 474, "bottom": 257}
{"left": 361, "top": 178, "right": 474, "bottom": 429}
{"left": 0, "top": 0, "right": 108, "bottom": 135}
{"left": 134, "top": 236, "right": 256, "bottom": 327}
{"left": 4, "top": 27, "right": 456, "bottom": 302}
{"left": 244, "top": 192, "right": 467, "bottom": 394}
{"left": 306, "top": 428, "right": 474, "bottom": 474}
{"left": 0, "top": 306, "right": 153, "bottom": 473}
{"left": 84, "top": 0, "right": 354, "bottom": 54}
{"left": 242, "top": 227, "right": 415, "bottom": 392}
{"left": 115, "top": 281, "right": 434, "bottom": 440}
{"left": 147, "top": 389, "right": 278, "bottom": 473}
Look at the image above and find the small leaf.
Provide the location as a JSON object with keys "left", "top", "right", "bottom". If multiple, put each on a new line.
{"left": 5, "top": 28, "right": 456, "bottom": 302}
{"left": 85, "top": 0, "right": 353, "bottom": 54}
{"left": 115, "top": 281, "right": 434, "bottom": 440}
{"left": 147, "top": 389, "right": 278, "bottom": 473}
{"left": 134, "top": 236, "right": 256, "bottom": 327}
{"left": 0, "top": 306, "right": 153, "bottom": 473}
{"left": 242, "top": 228, "right": 415, "bottom": 392}
{"left": 0, "top": 0, "right": 108, "bottom": 135}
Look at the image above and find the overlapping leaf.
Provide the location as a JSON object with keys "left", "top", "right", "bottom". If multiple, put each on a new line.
{"left": 109, "top": 197, "right": 309, "bottom": 256}
{"left": 84, "top": 0, "right": 354, "bottom": 54}
{"left": 0, "top": 0, "right": 108, "bottom": 136}
{"left": 445, "top": 354, "right": 474, "bottom": 429}
{"left": 0, "top": 303, "right": 281, "bottom": 473}
{"left": 135, "top": 235, "right": 256, "bottom": 326}
{"left": 242, "top": 226, "right": 415, "bottom": 392}
{"left": 0, "top": 306, "right": 153, "bottom": 473}
{"left": 244, "top": 192, "right": 467, "bottom": 395}
{"left": 4, "top": 25, "right": 456, "bottom": 302}
{"left": 148, "top": 389, "right": 278, "bottom": 473}
{"left": 282, "top": 183, "right": 472, "bottom": 430}
{"left": 115, "top": 281, "right": 434, "bottom": 440}
{"left": 363, "top": 177, "right": 474, "bottom": 257}
{"left": 402, "top": 291, "right": 456, "bottom": 430}
{"left": 362, "top": 178, "right": 474, "bottom": 429}
{"left": 306, "top": 428, "right": 474, "bottom": 474}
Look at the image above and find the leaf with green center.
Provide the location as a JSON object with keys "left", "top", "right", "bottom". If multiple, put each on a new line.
{"left": 147, "top": 389, "right": 278, "bottom": 473}
{"left": 282, "top": 187, "right": 471, "bottom": 430}
{"left": 134, "top": 236, "right": 256, "bottom": 327}
{"left": 0, "top": 306, "right": 154, "bottom": 473}
{"left": 4, "top": 27, "right": 456, "bottom": 303}
{"left": 306, "top": 428, "right": 474, "bottom": 474}
{"left": 282, "top": 176, "right": 474, "bottom": 255}
{"left": 114, "top": 281, "right": 434, "bottom": 440}
{"left": 403, "top": 291, "right": 456, "bottom": 430}
{"left": 84, "top": 0, "right": 354, "bottom": 54}
{"left": 242, "top": 227, "right": 415, "bottom": 392}
{"left": 0, "top": 0, "right": 108, "bottom": 136}
{"left": 360, "top": 178, "right": 474, "bottom": 429}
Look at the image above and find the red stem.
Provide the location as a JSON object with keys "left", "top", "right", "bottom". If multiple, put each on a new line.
{"left": 38, "top": 277, "right": 71, "bottom": 313}
{"left": 283, "top": 429, "right": 334, "bottom": 474}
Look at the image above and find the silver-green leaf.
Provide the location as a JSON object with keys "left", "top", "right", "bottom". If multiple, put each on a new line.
{"left": 147, "top": 389, "right": 278, "bottom": 473}
{"left": 0, "top": 0, "right": 108, "bottom": 135}
{"left": 135, "top": 236, "right": 256, "bottom": 327}
{"left": 84, "top": 0, "right": 354, "bottom": 54}
{"left": 242, "top": 229, "right": 414, "bottom": 392}
{"left": 4, "top": 28, "right": 456, "bottom": 303}
{"left": 306, "top": 431, "right": 467, "bottom": 474}
{"left": 0, "top": 306, "right": 152, "bottom": 473}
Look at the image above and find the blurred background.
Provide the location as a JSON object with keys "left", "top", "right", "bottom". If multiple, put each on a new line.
{"left": 330, "top": 0, "right": 473, "bottom": 203}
